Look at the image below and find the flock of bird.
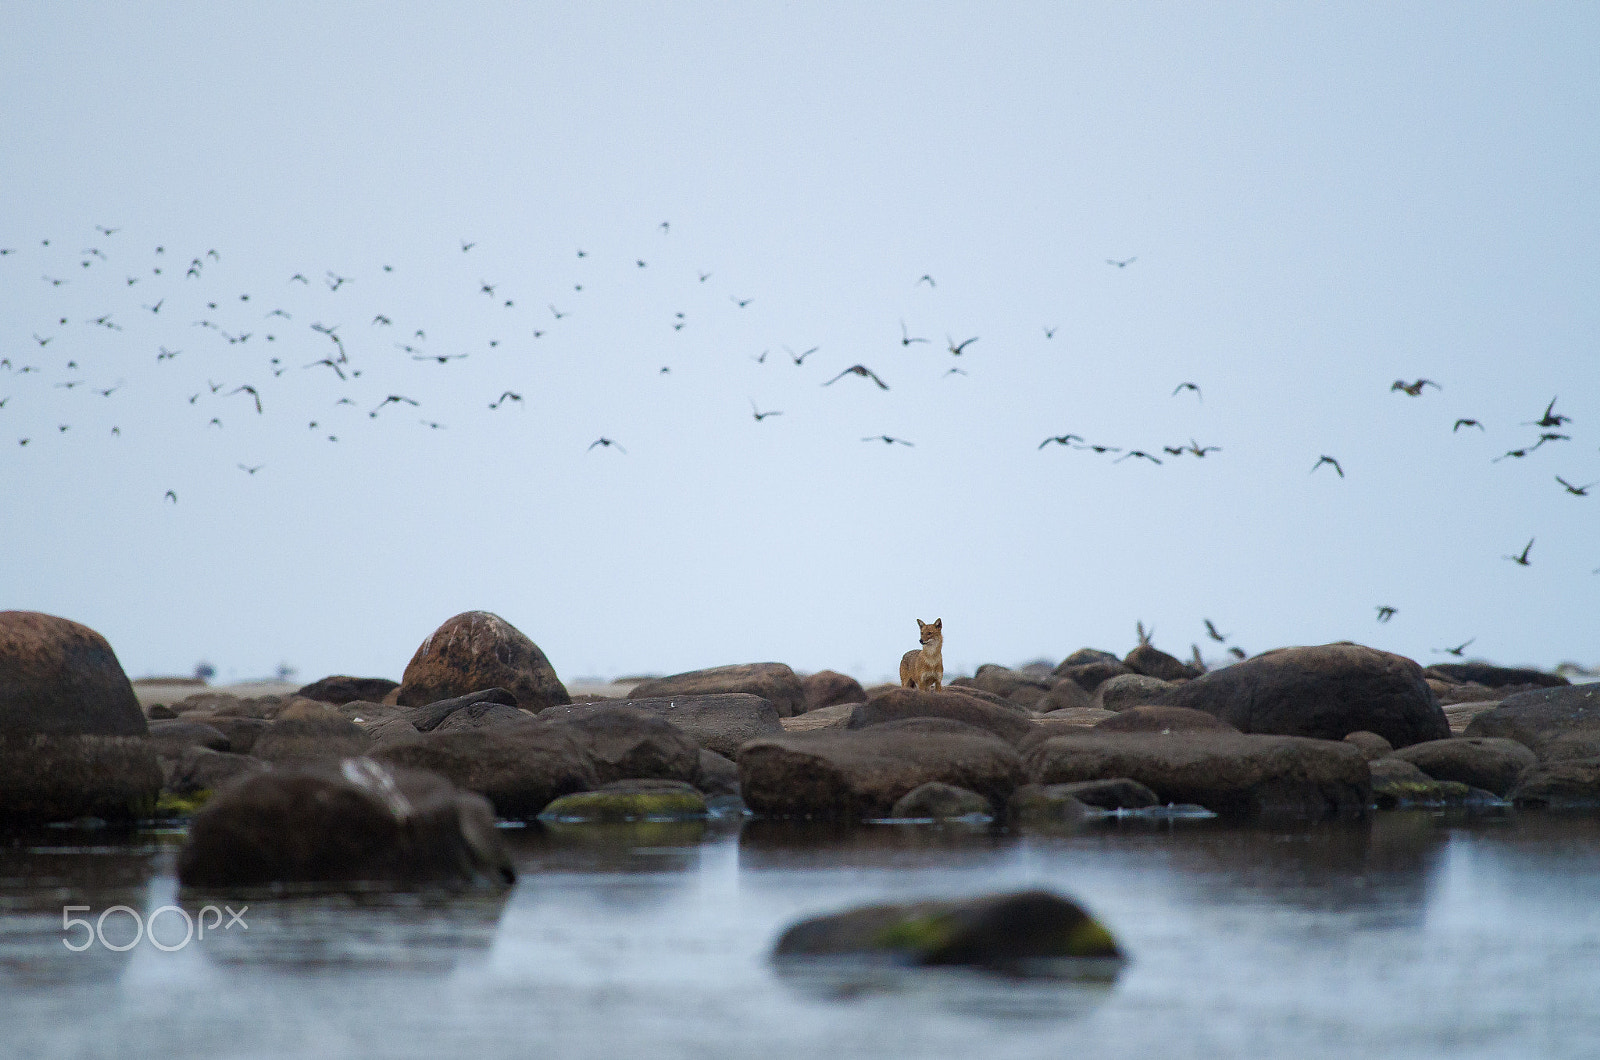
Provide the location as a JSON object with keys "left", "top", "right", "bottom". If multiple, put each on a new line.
{"left": 2, "top": 222, "right": 1594, "bottom": 662}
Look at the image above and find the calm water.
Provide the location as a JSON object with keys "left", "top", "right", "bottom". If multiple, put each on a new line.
{"left": 3, "top": 809, "right": 1599, "bottom": 1060}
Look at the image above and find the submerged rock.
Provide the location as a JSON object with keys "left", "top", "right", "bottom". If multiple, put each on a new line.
{"left": 0, "top": 611, "right": 147, "bottom": 737}
{"left": 889, "top": 781, "right": 991, "bottom": 820}
{"left": 537, "top": 778, "right": 707, "bottom": 821}
{"left": 396, "top": 611, "right": 570, "bottom": 712}
{"left": 1369, "top": 757, "right": 1474, "bottom": 809}
{"left": 773, "top": 890, "right": 1122, "bottom": 973}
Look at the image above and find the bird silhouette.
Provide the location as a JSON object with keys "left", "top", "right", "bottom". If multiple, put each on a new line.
{"left": 413, "top": 353, "right": 467, "bottom": 364}
{"left": 489, "top": 391, "right": 523, "bottom": 409}
{"left": 731, "top": 296, "right": 752, "bottom": 307}
{"left": 1038, "top": 434, "right": 1085, "bottom": 449}
{"left": 1106, "top": 257, "right": 1136, "bottom": 268}
{"left": 305, "top": 358, "right": 346, "bottom": 380}
{"left": 588, "top": 437, "right": 626, "bottom": 453}
{"left": 917, "top": 275, "right": 936, "bottom": 287}
{"left": 1312, "top": 455, "right": 1344, "bottom": 478}
{"left": 786, "top": 346, "right": 819, "bottom": 366}
{"left": 1172, "top": 382, "right": 1201, "bottom": 400}
{"left": 1453, "top": 419, "right": 1484, "bottom": 432}
{"left": 1433, "top": 637, "right": 1475, "bottom": 657}
{"left": 1493, "top": 448, "right": 1529, "bottom": 463}
{"left": 1531, "top": 432, "right": 1570, "bottom": 450}
{"left": 461, "top": 240, "right": 476, "bottom": 252}
{"left": 1185, "top": 439, "right": 1221, "bottom": 457}
{"left": 1375, "top": 606, "right": 1396, "bottom": 623}
{"left": 1524, "top": 397, "right": 1569, "bottom": 428}
{"left": 238, "top": 464, "right": 263, "bottom": 475}
{"left": 370, "top": 395, "right": 419, "bottom": 417}
{"left": 1204, "top": 619, "right": 1228, "bottom": 643}
{"left": 750, "top": 401, "right": 782, "bottom": 422}
{"left": 1391, "top": 379, "right": 1440, "bottom": 396}
{"left": 1116, "top": 450, "right": 1163, "bottom": 465}
{"left": 1228, "top": 646, "right": 1247, "bottom": 661}
{"left": 1077, "top": 444, "right": 1121, "bottom": 455}
{"left": 1043, "top": 326, "right": 1057, "bottom": 339}
{"left": 1504, "top": 538, "right": 1534, "bottom": 566}
{"left": 698, "top": 272, "right": 712, "bottom": 282}
{"left": 1556, "top": 476, "right": 1597, "bottom": 496}
{"left": 947, "top": 335, "right": 978, "bottom": 356}
{"left": 229, "top": 385, "right": 262, "bottom": 413}
{"left": 823, "top": 365, "right": 889, "bottom": 389}
{"left": 751, "top": 350, "right": 769, "bottom": 364}
{"left": 549, "top": 304, "right": 567, "bottom": 319}
{"left": 163, "top": 490, "right": 177, "bottom": 504}
{"left": 862, "top": 435, "right": 913, "bottom": 446}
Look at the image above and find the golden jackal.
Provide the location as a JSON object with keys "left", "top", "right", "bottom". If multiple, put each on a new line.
{"left": 899, "top": 618, "right": 944, "bottom": 691}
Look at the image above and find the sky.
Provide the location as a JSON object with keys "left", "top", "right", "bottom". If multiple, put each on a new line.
{"left": 1, "top": 4, "right": 1596, "bottom": 685}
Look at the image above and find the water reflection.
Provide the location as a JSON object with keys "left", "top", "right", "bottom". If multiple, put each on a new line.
{"left": 772, "top": 956, "right": 1119, "bottom": 1020}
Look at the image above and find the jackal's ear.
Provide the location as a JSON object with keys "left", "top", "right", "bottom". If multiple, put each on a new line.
{"left": 933, "top": 618, "right": 942, "bottom": 629}
{"left": 916, "top": 618, "right": 927, "bottom": 630}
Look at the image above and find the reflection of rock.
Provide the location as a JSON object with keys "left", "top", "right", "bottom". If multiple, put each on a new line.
{"left": 0, "top": 841, "right": 156, "bottom": 986}
{"left": 890, "top": 781, "right": 991, "bottom": 819}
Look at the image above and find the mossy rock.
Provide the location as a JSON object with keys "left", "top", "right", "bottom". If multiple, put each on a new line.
{"left": 1370, "top": 759, "right": 1472, "bottom": 808}
{"left": 152, "top": 789, "right": 214, "bottom": 818}
{"left": 538, "top": 779, "right": 708, "bottom": 822}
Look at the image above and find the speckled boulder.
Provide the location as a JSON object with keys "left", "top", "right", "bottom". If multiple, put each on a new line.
{"left": 396, "top": 611, "right": 570, "bottom": 712}
{"left": 0, "top": 611, "right": 146, "bottom": 737}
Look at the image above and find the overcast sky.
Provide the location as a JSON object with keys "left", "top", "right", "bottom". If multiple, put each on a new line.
{"left": 2, "top": 4, "right": 1595, "bottom": 685}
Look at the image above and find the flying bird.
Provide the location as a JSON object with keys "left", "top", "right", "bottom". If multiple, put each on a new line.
{"left": 1172, "top": 382, "right": 1201, "bottom": 399}
{"left": 1185, "top": 439, "right": 1221, "bottom": 457}
{"left": 1524, "top": 397, "right": 1569, "bottom": 428}
{"left": 489, "top": 391, "right": 523, "bottom": 409}
{"left": 823, "top": 365, "right": 889, "bottom": 390}
{"left": 750, "top": 401, "right": 782, "bottom": 422}
{"left": 229, "top": 385, "right": 262, "bottom": 413}
{"left": 1453, "top": 419, "right": 1484, "bottom": 432}
{"left": 947, "top": 335, "right": 978, "bottom": 356}
{"left": 1204, "top": 619, "right": 1228, "bottom": 643}
{"left": 1228, "top": 647, "right": 1247, "bottom": 660}
{"left": 786, "top": 345, "right": 819, "bottom": 366}
{"left": 1503, "top": 538, "right": 1534, "bottom": 566}
{"left": 1391, "top": 379, "right": 1440, "bottom": 396}
{"left": 461, "top": 240, "right": 476, "bottom": 252}
{"left": 1038, "top": 434, "right": 1085, "bottom": 449}
{"left": 370, "top": 395, "right": 419, "bottom": 417}
{"left": 1556, "top": 476, "right": 1597, "bottom": 497}
{"left": 1116, "top": 450, "right": 1163, "bottom": 465}
{"left": 238, "top": 464, "right": 263, "bottom": 475}
{"left": 1375, "top": 606, "right": 1396, "bottom": 623}
{"left": 1311, "top": 455, "right": 1344, "bottom": 478}
{"left": 1106, "top": 257, "right": 1137, "bottom": 268}
{"left": 588, "top": 437, "right": 626, "bottom": 453}
{"left": 163, "top": 491, "right": 177, "bottom": 504}
{"left": 731, "top": 296, "right": 752, "bottom": 307}
{"left": 304, "top": 358, "right": 346, "bottom": 380}
{"left": 413, "top": 353, "right": 468, "bottom": 364}
{"left": 862, "top": 435, "right": 914, "bottom": 446}
{"left": 1043, "top": 326, "right": 1057, "bottom": 339}
{"left": 916, "top": 274, "right": 936, "bottom": 287}
{"left": 1433, "top": 638, "right": 1476, "bottom": 657}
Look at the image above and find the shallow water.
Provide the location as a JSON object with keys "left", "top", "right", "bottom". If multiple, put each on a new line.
{"left": 3, "top": 810, "right": 1599, "bottom": 1060}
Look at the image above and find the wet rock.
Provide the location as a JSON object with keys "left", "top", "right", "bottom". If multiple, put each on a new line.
{"left": 890, "top": 781, "right": 991, "bottom": 819}
{"left": 402, "top": 687, "right": 520, "bottom": 732}
{"left": 433, "top": 701, "right": 528, "bottom": 733}
{"left": 177, "top": 758, "right": 514, "bottom": 889}
{"left": 1369, "top": 758, "right": 1473, "bottom": 808}
{"left": 1024, "top": 731, "right": 1370, "bottom": 819}
{"left": 1343, "top": 731, "right": 1394, "bottom": 761}
{"left": 802, "top": 670, "right": 866, "bottom": 711}
{"left": 146, "top": 719, "right": 231, "bottom": 755}
{"left": 1095, "top": 674, "right": 1178, "bottom": 713}
{"left": 1463, "top": 685, "right": 1600, "bottom": 760}
{"left": 0, "top": 734, "right": 162, "bottom": 824}
{"left": 371, "top": 719, "right": 599, "bottom": 819}
{"left": 1509, "top": 758, "right": 1600, "bottom": 808}
{"left": 1007, "top": 784, "right": 1092, "bottom": 826}
{"left": 848, "top": 687, "right": 1035, "bottom": 747}
{"left": 545, "top": 693, "right": 781, "bottom": 760}
{"left": 1045, "top": 777, "right": 1161, "bottom": 811}
{"left": 1054, "top": 660, "right": 1130, "bottom": 694}
{"left": 738, "top": 719, "right": 1026, "bottom": 819}
{"left": 695, "top": 748, "right": 740, "bottom": 797}
{"left": 773, "top": 890, "right": 1122, "bottom": 970}
{"left": 165, "top": 746, "right": 266, "bottom": 797}
{"left": 1123, "top": 643, "right": 1197, "bottom": 682}
{"left": 1160, "top": 643, "right": 1449, "bottom": 748}
{"left": 1392, "top": 737, "right": 1537, "bottom": 797}
{"left": 1094, "top": 705, "right": 1233, "bottom": 733}
{"left": 538, "top": 778, "right": 707, "bottom": 821}
{"left": 0, "top": 611, "right": 147, "bottom": 736}
{"left": 250, "top": 703, "right": 372, "bottom": 764}
{"left": 1426, "top": 663, "right": 1568, "bottom": 689}
{"left": 294, "top": 675, "right": 400, "bottom": 705}
{"left": 629, "top": 662, "right": 805, "bottom": 718}
{"left": 396, "top": 611, "right": 570, "bottom": 713}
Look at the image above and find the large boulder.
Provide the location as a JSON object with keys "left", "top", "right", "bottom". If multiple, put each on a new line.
{"left": 738, "top": 719, "right": 1026, "bottom": 819}
{"left": 400, "top": 687, "right": 520, "bottom": 732}
{"left": 371, "top": 719, "right": 599, "bottom": 819}
{"left": 773, "top": 890, "right": 1122, "bottom": 971}
{"left": 0, "top": 734, "right": 163, "bottom": 824}
{"left": 801, "top": 670, "right": 866, "bottom": 711}
{"left": 1391, "top": 737, "right": 1537, "bottom": 797}
{"left": 1123, "top": 643, "right": 1196, "bottom": 682}
{"left": 1024, "top": 731, "right": 1371, "bottom": 819}
{"left": 1159, "top": 643, "right": 1449, "bottom": 748}
{"left": 177, "top": 758, "right": 514, "bottom": 889}
{"left": 1509, "top": 758, "right": 1600, "bottom": 808}
{"left": 847, "top": 687, "right": 1035, "bottom": 747}
{"left": 629, "top": 663, "right": 805, "bottom": 718}
{"left": 395, "top": 611, "right": 570, "bottom": 712}
{"left": 0, "top": 611, "right": 147, "bottom": 736}
{"left": 433, "top": 701, "right": 528, "bottom": 733}
{"left": 539, "top": 706, "right": 701, "bottom": 785}
{"left": 1463, "top": 685, "right": 1600, "bottom": 760}
{"left": 1096, "top": 674, "right": 1179, "bottom": 713}
{"left": 1426, "top": 663, "right": 1567, "bottom": 689}
{"left": 294, "top": 675, "right": 400, "bottom": 705}
{"left": 542, "top": 694, "right": 781, "bottom": 760}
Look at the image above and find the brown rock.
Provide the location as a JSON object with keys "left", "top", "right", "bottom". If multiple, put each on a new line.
{"left": 1094, "top": 706, "right": 1236, "bottom": 733}
{"left": 1343, "top": 731, "right": 1394, "bottom": 761}
{"left": 1463, "top": 685, "right": 1600, "bottom": 759}
{"left": 802, "top": 670, "right": 866, "bottom": 711}
{"left": 402, "top": 687, "right": 520, "bottom": 732}
{"left": 1392, "top": 736, "right": 1538, "bottom": 797}
{"left": 0, "top": 734, "right": 162, "bottom": 824}
{"left": 250, "top": 708, "right": 371, "bottom": 764}
{"left": 293, "top": 675, "right": 400, "bottom": 705}
{"left": 432, "top": 702, "right": 528, "bottom": 732}
{"left": 371, "top": 719, "right": 599, "bottom": 819}
{"left": 1509, "top": 758, "right": 1600, "bottom": 807}
{"left": 545, "top": 694, "right": 782, "bottom": 760}
{"left": 848, "top": 687, "right": 1035, "bottom": 746}
{"left": 1040, "top": 679, "right": 1093, "bottom": 713}
{"left": 145, "top": 720, "right": 231, "bottom": 755}
{"left": 782, "top": 702, "right": 855, "bottom": 733}
{"left": 1054, "top": 660, "right": 1130, "bottom": 694}
{"left": 629, "top": 663, "right": 805, "bottom": 718}
{"left": 165, "top": 747, "right": 266, "bottom": 796}
{"left": 1123, "top": 643, "right": 1197, "bottom": 682}
{"left": 890, "top": 781, "right": 992, "bottom": 819}
{"left": 696, "top": 748, "right": 740, "bottom": 797}
{"left": 0, "top": 611, "right": 147, "bottom": 737}
{"left": 1095, "top": 674, "right": 1179, "bottom": 713}
{"left": 1425, "top": 663, "right": 1567, "bottom": 689}
{"left": 396, "top": 611, "right": 570, "bottom": 712}
{"left": 540, "top": 706, "right": 701, "bottom": 785}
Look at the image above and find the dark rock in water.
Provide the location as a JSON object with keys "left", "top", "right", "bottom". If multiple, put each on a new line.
{"left": 250, "top": 703, "right": 372, "bottom": 764}
{"left": 1426, "top": 663, "right": 1567, "bottom": 689}
{"left": 890, "top": 781, "right": 991, "bottom": 819}
{"left": 146, "top": 719, "right": 232, "bottom": 755}
{"left": 165, "top": 746, "right": 266, "bottom": 796}
{"left": 1040, "top": 679, "right": 1093, "bottom": 713}
{"left": 1055, "top": 660, "right": 1131, "bottom": 694}
{"left": 1055, "top": 648, "right": 1122, "bottom": 672}
{"left": 738, "top": 719, "right": 1026, "bottom": 819}
{"left": 1095, "top": 706, "right": 1235, "bottom": 733}
{"left": 848, "top": 687, "right": 1035, "bottom": 747}
{"left": 0, "top": 734, "right": 162, "bottom": 823}
{"left": 695, "top": 748, "right": 740, "bottom": 797}
{"left": 0, "top": 611, "right": 147, "bottom": 737}
{"left": 402, "top": 687, "right": 519, "bottom": 732}
{"left": 1392, "top": 737, "right": 1537, "bottom": 797}
{"left": 294, "top": 675, "right": 400, "bottom": 705}
{"left": 372, "top": 719, "right": 599, "bottom": 819}
{"left": 433, "top": 701, "right": 527, "bottom": 733}
{"left": 1007, "top": 784, "right": 1092, "bottom": 826}
{"left": 1464, "top": 685, "right": 1600, "bottom": 760}
{"left": 545, "top": 694, "right": 781, "bottom": 761}
{"left": 538, "top": 705, "right": 701, "bottom": 785}
{"left": 1046, "top": 777, "right": 1161, "bottom": 810}
{"left": 802, "top": 670, "right": 866, "bottom": 711}
{"left": 1158, "top": 643, "right": 1449, "bottom": 748}
{"left": 396, "top": 611, "right": 570, "bottom": 713}
{"left": 1024, "top": 731, "right": 1370, "bottom": 819}
{"left": 177, "top": 758, "right": 514, "bottom": 889}
{"left": 1369, "top": 758, "right": 1473, "bottom": 808}
{"left": 1095, "top": 676, "right": 1180, "bottom": 713}
{"left": 773, "top": 890, "right": 1122, "bottom": 971}
{"left": 1123, "top": 643, "right": 1196, "bottom": 682}
{"left": 629, "top": 662, "right": 805, "bottom": 719}
{"left": 147, "top": 704, "right": 179, "bottom": 720}
{"left": 538, "top": 778, "right": 707, "bottom": 821}
{"left": 1509, "top": 758, "right": 1600, "bottom": 807}
{"left": 1343, "top": 731, "right": 1394, "bottom": 761}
